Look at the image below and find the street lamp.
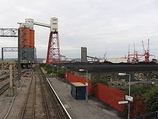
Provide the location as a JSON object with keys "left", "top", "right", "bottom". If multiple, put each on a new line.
{"left": 118, "top": 73, "right": 132, "bottom": 119}
{"left": 62, "top": 66, "right": 68, "bottom": 87}
{"left": 79, "top": 69, "right": 88, "bottom": 102}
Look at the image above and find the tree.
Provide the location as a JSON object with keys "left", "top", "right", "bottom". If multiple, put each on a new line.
{"left": 143, "top": 86, "right": 158, "bottom": 112}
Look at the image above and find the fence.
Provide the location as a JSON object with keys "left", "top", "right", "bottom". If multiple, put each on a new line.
{"left": 93, "top": 83, "right": 125, "bottom": 113}
{"left": 66, "top": 73, "right": 92, "bottom": 94}
{"left": 131, "top": 95, "right": 147, "bottom": 117}
{"left": 65, "top": 73, "right": 147, "bottom": 118}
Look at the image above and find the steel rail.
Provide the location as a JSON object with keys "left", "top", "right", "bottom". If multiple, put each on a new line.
{"left": 20, "top": 70, "right": 36, "bottom": 119}
{"left": 0, "top": 72, "right": 21, "bottom": 96}
{"left": 46, "top": 77, "right": 72, "bottom": 119}
{"left": 0, "top": 83, "right": 9, "bottom": 95}
{"left": 31, "top": 71, "right": 36, "bottom": 119}
{"left": 38, "top": 69, "right": 51, "bottom": 119}
{"left": 39, "top": 67, "right": 72, "bottom": 119}
{"left": 45, "top": 77, "right": 66, "bottom": 119}
{"left": 3, "top": 78, "right": 26, "bottom": 119}
{"left": 39, "top": 67, "right": 70, "bottom": 119}
{"left": 20, "top": 71, "right": 33, "bottom": 119}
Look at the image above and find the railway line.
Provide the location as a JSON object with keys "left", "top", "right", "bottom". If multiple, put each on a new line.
{"left": 0, "top": 70, "right": 26, "bottom": 96}
{"left": 38, "top": 68, "right": 68, "bottom": 119}
{"left": 0, "top": 83, "right": 9, "bottom": 95}
{"left": 18, "top": 68, "right": 70, "bottom": 119}
{"left": 0, "top": 68, "right": 71, "bottom": 119}
{"left": 20, "top": 70, "right": 36, "bottom": 119}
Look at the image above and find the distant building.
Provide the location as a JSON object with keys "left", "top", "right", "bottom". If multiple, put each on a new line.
{"left": 60, "top": 55, "right": 66, "bottom": 61}
{"left": 81, "top": 47, "right": 87, "bottom": 62}
{"left": 106, "top": 57, "right": 127, "bottom": 63}
{"left": 42, "top": 59, "right": 46, "bottom": 63}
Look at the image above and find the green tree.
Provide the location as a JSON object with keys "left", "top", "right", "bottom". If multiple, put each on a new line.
{"left": 142, "top": 86, "right": 158, "bottom": 112}
{"left": 125, "top": 85, "right": 153, "bottom": 96}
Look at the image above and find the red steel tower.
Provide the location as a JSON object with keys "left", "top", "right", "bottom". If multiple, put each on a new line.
{"left": 46, "top": 31, "right": 60, "bottom": 64}
{"left": 46, "top": 18, "right": 60, "bottom": 64}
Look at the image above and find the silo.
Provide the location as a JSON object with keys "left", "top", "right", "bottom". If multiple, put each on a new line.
{"left": 29, "top": 30, "right": 35, "bottom": 62}
{"left": 19, "top": 27, "right": 35, "bottom": 62}
{"left": 30, "top": 30, "right": 35, "bottom": 48}
{"left": 18, "top": 18, "right": 36, "bottom": 63}
{"left": 19, "top": 28, "right": 30, "bottom": 48}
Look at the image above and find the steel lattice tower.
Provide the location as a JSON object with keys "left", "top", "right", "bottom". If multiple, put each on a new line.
{"left": 46, "top": 31, "right": 60, "bottom": 64}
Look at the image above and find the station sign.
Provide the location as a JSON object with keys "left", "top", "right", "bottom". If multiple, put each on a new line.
{"left": 125, "top": 95, "right": 133, "bottom": 102}
{"left": 118, "top": 101, "right": 128, "bottom": 104}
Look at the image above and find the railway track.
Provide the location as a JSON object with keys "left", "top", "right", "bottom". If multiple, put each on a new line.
{"left": 19, "top": 68, "right": 70, "bottom": 119}
{"left": 0, "top": 83, "right": 9, "bottom": 95}
{"left": 20, "top": 70, "right": 36, "bottom": 119}
{"left": 0, "top": 71, "right": 25, "bottom": 96}
{"left": 39, "top": 68, "right": 69, "bottom": 119}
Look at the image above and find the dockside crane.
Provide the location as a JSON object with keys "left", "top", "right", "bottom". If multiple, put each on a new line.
{"left": 126, "top": 39, "right": 154, "bottom": 63}
{"left": 142, "top": 39, "right": 150, "bottom": 62}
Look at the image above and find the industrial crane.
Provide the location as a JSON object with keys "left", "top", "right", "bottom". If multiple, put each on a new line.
{"left": 126, "top": 39, "right": 154, "bottom": 63}
{"left": 142, "top": 39, "right": 150, "bottom": 62}
{"left": 127, "top": 44, "right": 140, "bottom": 63}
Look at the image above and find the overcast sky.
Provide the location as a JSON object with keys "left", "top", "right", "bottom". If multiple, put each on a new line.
{"left": 0, "top": 0, "right": 158, "bottom": 61}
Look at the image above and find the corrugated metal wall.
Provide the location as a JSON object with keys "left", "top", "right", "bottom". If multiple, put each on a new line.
{"left": 93, "top": 83, "right": 125, "bottom": 113}
{"left": 66, "top": 73, "right": 147, "bottom": 118}
{"left": 130, "top": 95, "right": 146, "bottom": 117}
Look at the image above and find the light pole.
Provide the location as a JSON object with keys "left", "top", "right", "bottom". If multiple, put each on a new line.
{"left": 118, "top": 73, "right": 131, "bottom": 119}
{"left": 62, "top": 66, "right": 68, "bottom": 87}
{"left": 79, "top": 69, "right": 88, "bottom": 102}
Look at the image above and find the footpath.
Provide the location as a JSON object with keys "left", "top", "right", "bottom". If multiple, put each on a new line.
{"left": 48, "top": 77, "right": 124, "bottom": 119}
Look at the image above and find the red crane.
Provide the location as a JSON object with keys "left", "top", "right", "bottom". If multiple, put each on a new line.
{"left": 142, "top": 39, "right": 150, "bottom": 62}
{"left": 127, "top": 44, "right": 140, "bottom": 63}
{"left": 126, "top": 39, "right": 154, "bottom": 63}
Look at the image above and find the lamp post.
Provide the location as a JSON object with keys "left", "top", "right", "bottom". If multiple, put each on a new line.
{"left": 118, "top": 73, "right": 131, "bottom": 119}
{"left": 62, "top": 66, "right": 68, "bottom": 87}
{"left": 79, "top": 69, "right": 88, "bottom": 102}
{"left": 53, "top": 65, "right": 58, "bottom": 78}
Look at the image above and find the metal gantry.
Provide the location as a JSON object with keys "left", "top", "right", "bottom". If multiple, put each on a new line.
{"left": 1, "top": 47, "right": 18, "bottom": 60}
{"left": 2, "top": 47, "right": 18, "bottom": 52}
{"left": 0, "top": 28, "right": 18, "bottom": 37}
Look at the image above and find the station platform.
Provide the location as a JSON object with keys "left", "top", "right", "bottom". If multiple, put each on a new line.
{"left": 48, "top": 77, "right": 124, "bottom": 119}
